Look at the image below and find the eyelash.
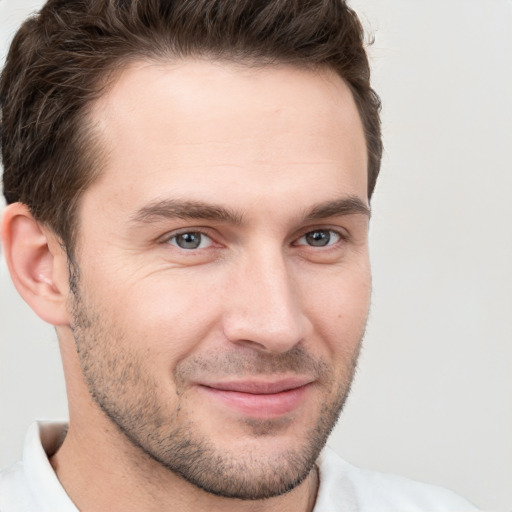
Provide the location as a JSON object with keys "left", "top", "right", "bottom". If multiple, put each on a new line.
{"left": 166, "top": 230, "right": 215, "bottom": 250}
{"left": 164, "top": 227, "right": 348, "bottom": 251}
{"left": 293, "top": 229, "right": 344, "bottom": 248}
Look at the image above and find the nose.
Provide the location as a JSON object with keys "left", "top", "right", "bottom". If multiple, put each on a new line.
{"left": 222, "top": 247, "right": 311, "bottom": 353}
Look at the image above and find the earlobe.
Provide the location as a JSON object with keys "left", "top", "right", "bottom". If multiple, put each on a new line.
{"left": 1, "top": 203, "right": 71, "bottom": 326}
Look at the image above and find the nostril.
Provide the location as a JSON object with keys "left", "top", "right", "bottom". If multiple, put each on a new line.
{"left": 231, "top": 338, "right": 270, "bottom": 352}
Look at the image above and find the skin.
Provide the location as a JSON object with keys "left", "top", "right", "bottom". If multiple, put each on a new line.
{"left": 2, "top": 59, "right": 370, "bottom": 512}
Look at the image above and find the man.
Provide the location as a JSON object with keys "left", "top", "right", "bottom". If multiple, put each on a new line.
{"left": 0, "top": 0, "right": 477, "bottom": 510}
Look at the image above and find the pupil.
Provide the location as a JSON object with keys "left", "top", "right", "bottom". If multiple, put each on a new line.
{"left": 177, "top": 232, "right": 201, "bottom": 249}
{"left": 306, "top": 230, "right": 330, "bottom": 247}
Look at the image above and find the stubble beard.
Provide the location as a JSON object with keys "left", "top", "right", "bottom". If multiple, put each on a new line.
{"left": 68, "top": 267, "right": 363, "bottom": 500}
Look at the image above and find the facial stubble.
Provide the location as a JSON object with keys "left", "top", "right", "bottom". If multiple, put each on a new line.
{"left": 68, "top": 266, "right": 363, "bottom": 500}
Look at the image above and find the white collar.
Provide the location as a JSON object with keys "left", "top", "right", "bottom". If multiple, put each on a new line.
{"left": 23, "top": 421, "right": 78, "bottom": 511}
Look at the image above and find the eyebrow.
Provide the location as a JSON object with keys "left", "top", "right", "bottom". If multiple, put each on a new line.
{"left": 131, "top": 199, "right": 245, "bottom": 225}
{"left": 304, "top": 196, "right": 370, "bottom": 221}
{"left": 130, "top": 195, "right": 370, "bottom": 226}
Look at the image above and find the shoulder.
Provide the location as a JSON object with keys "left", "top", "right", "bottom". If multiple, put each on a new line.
{"left": 314, "top": 447, "right": 479, "bottom": 512}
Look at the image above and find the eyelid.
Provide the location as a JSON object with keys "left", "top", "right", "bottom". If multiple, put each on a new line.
{"left": 292, "top": 226, "right": 349, "bottom": 247}
{"left": 171, "top": 232, "right": 213, "bottom": 250}
{"left": 159, "top": 227, "right": 217, "bottom": 247}
{"left": 157, "top": 225, "right": 349, "bottom": 249}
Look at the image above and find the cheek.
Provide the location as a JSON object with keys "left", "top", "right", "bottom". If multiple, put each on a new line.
{"left": 301, "top": 262, "right": 371, "bottom": 354}
{"left": 104, "top": 274, "right": 224, "bottom": 363}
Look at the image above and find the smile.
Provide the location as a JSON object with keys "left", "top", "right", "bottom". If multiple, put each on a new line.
{"left": 197, "top": 378, "right": 314, "bottom": 418}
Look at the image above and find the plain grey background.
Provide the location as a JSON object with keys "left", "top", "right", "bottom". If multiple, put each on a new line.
{"left": 1, "top": 0, "right": 511, "bottom": 510}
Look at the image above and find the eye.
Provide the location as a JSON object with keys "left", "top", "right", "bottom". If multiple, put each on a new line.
{"left": 167, "top": 231, "right": 213, "bottom": 250}
{"left": 296, "top": 229, "right": 341, "bottom": 247}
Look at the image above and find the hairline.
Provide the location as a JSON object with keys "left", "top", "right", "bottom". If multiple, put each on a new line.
{"left": 65, "top": 53, "right": 371, "bottom": 261}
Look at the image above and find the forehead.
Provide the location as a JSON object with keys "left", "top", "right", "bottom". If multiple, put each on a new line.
{"left": 84, "top": 59, "right": 368, "bottom": 219}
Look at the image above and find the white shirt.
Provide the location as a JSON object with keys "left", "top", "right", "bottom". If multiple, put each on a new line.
{"left": 0, "top": 422, "right": 478, "bottom": 511}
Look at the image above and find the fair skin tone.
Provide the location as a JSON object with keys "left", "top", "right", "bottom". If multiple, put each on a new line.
{"left": 2, "top": 60, "right": 370, "bottom": 512}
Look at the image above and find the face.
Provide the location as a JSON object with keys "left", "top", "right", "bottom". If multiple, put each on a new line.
{"left": 68, "top": 59, "right": 371, "bottom": 500}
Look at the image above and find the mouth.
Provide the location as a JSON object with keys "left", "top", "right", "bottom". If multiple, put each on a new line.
{"left": 197, "top": 377, "right": 315, "bottom": 418}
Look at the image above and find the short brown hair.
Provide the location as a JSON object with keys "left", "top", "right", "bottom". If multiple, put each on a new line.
{"left": 1, "top": 0, "right": 382, "bottom": 254}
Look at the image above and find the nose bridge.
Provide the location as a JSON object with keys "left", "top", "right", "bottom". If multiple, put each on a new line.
{"left": 223, "top": 243, "right": 307, "bottom": 353}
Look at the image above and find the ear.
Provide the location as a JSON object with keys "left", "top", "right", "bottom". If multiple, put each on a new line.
{"left": 1, "top": 203, "right": 71, "bottom": 326}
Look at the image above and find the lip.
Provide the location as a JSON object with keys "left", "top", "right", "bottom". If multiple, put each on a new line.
{"left": 197, "top": 377, "right": 314, "bottom": 418}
